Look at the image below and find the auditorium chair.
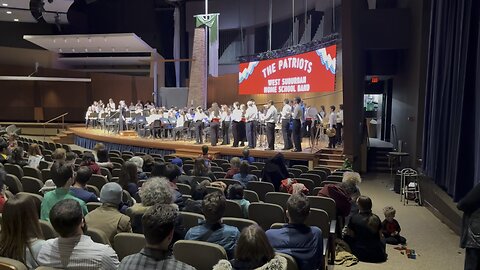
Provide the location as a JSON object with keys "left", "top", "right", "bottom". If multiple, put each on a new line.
{"left": 313, "top": 166, "right": 331, "bottom": 176}
{"left": 86, "top": 228, "right": 110, "bottom": 245}
{"left": 164, "top": 155, "right": 177, "bottom": 163}
{"left": 72, "top": 150, "right": 83, "bottom": 157}
{"left": 87, "top": 174, "right": 108, "bottom": 191}
{"left": 212, "top": 159, "right": 229, "bottom": 167}
{"left": 183, "top": 164, "right": 194, "bottom": 175}
{"left": 213, "top": 171, "right": 227, "bottom": 179}
{"left": 86, "top": 202, "right": 102, "bottom": 212}
{"left": 220, "top": 163, "right": 231, "bottom": 172}
{"left": 248, "top": 165, "right": 258, "bottom": 172}
{"left": 307, "top": 170, "right": 328, "bottom": 182}
{"left": 222, "top": 217, "right": 257, "bottom": 232}
{"left": 243, "top": 190, "right": 260, "bottom": 203}
{"left": 173, "top": 240, "right": 227, "bottom": 270}
{"left": 206, "top": 186, "right": 223, "bottom": 194}
{"left": 251, "top": 162, "right": 265, "bottom": 171}
{"left": 108, "top": 152, "right": 120, "bottom": 159}
{"left": 319, "top": 180, "right": 341, "bottom": 187}
{"left": 112, "top": 168, "right": 122, "bottom": 178}
{"left": 41, "top": 169, "right": 51, "bottom": 182}
{"left": 277, "top": 253, "right": 299, "bottom": 270}
{"left": 20, "top": 177, "right": 43, "bottom": 195}
{"left": 86, "top": 185, "right": 100, "bottom": 197}
{"left": 224, "top": 200, "right": 244, "bottom": 218}
{"left": 36, "top": 267, "right": 62, "bottom": 270}
{"left": 5, "top": 174, "right": 23, "bottom": 194}
{"left": 246, "top": 181, "right": 274, "bottom": 202}
{"left": 299, "top": 173, "right": 322, "bottom": 187}
{"left": 292, "top": 165, "right": 309, "bottom": 173}
{"left": 114, "top": 233, "right": 146, "bottom": 260}
{"left": 210, "top": 166, "right": 224, "bottom": 173}
{"left": 110, "top": 157, "right": 124, "bottom": 165}
{"left": 218, "top": 179, "right": 242, "bottom": 188}
{"left": 16, "top": 192, "right": 42, "bottom": 215}
{"left": 287, "top": 168, "right": 303, "bottom": 178}
{"left": 308, "top": 196, "right": 337, "bottom": 265}
{"left": 305, "top": 208, "right": 330, "bottom": 267}
{"left": 0, "top": 257, "right": 27, "bottom": 270}
{"left": 327, "top": 175, "right": 343, "bottom": 182}
{"left": 248, "top": 202, "right": 285, "bottom": 231}
{"left": 331, "top": 171, "right": 345, "bottom": 176}
{"left": 265, "top": 192, "right": 291, "bottom": 210}
{"left": 100, "top": 167, "right": 112, "bottom": 181}
{"left": 4, "top": 164, "right": 24, "bottom": 181}
{"left": 122, "top": 154, "right": 133, "bottom": 162}
{"left": 39, "top": 220, "right": 58, "bottom": 240}
{"left": 294, "top": 178, "right": 315, "bottom": 195}
{"left": 313, "top": 187, "right": 322, "bottom": 195}
{"left": 38, "top": 161, "right": 51, "bottom": 171}
{"left": 250, "top": 169, "right": 262, "bottom": 181}
{"left": 179, "top": 212, "right": 205, "bottom": 231}
{"left": 22, "top": 166, "right": 43, "bottom": 182}
{"left": 176, "top": 183, "right": 192, "bottom": 196}
{"left": 269, "top": 223, "right": 286, "bottom": 229}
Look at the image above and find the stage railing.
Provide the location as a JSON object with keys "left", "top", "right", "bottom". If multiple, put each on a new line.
{"left": 43, "top": 112, "right": 69, "bottom": 140}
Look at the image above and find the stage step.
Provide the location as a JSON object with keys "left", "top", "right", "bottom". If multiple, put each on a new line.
{"left": 320, "top": 148, "right": 343, "bottom": 155}
{"left": 52, "top": 129, "right": 76, "bottom": 144}
{"left": 317, "top": 153, "right": 344, "bottom": 161}
{"left": 367, "top": 146, "right": 394, "bottom": 172}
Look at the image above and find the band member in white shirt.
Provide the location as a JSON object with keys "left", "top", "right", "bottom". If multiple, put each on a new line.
{"left": 209, "top": 103, "right": 221, "bottom": 146}
{"left": 245, "top": 100, "right": 259, "bottom": 149}
{"left": 292, "top": 97, "right": 304, "bottom": 152}
{"left": 328, "top": 105, "right": 337, "bottom": 148}
{"left": 281, "top": 99, "right": 293, "bottom": 150}
{"left": 107, "top": 98, "right": 116, "bottom": 112}
{"left": 264, "top": 100, "right": 278, "bottom": 150}
{"left": 193, "top": 106, "right": 207, "bottom": 144}
{"left": 336, "top": 104, "right": 344, "bottom": 146}
{"left": 304, "top": 104, "right": 318, "bottom": 138}
{"left": 221, "top": 105, "right": 232, "bottom": 145}
{"left": 231, "top": 102, "right": 242, "bottom": 147}
{"left": 173, "top": 110, "right": 187, "bottom": 140}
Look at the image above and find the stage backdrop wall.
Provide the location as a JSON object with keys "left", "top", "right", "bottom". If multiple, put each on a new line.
{"left": 0, "top": 65, "right": 153, "bottom": 122}
{"left": 158, "top": 87, "right": 189, "bottom": 108}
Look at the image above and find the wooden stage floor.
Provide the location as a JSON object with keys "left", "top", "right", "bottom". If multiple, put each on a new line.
{"left": 69, "top": 127, "right": 331, "bottom": 163}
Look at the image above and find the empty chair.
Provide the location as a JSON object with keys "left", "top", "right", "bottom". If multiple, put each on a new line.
{"left": 122, "top": 154, "right": 133, "bottom": 162}
{"left": 307, "top": 170, "right": 328, "bottom": 183}
{"left": 112, "top": 168, "right": 122, "bottom": 178}
{"left": 248, "top": 165, "right": 258, "bottom": 172}
{"left": 87, "top": 174, "right": 108, "bottom": 191}
{"left": 313, "top": 167, "right": 331, "bottom": 176}
{"left": 113, "top": 233, "right": 146, "bottom": 261}
{"left": 308, "top": 196, "right": 337, "bottom": 230}
{"left": 100, "top": 167, "right": 112, "bottom": 181}
{"left": 22, "top": 166, "right": 43, "bottom": 182}
{"left": 0, "top": 257, "right": 27, "bottom": 270}
{"left": 300, "top": 173, "right": 322, "bottom": 187}
{"left": 248, "top": 203, "right": 285, "bottom": 231}
{"left": 206, "top": 186, "right": 223, "bottom": 194}
{"left": 213, "top": 159, "right": 229, "bottom": 167}
{"left": 5, "top": 174, "right": 23, "bottom": 194}
{"left": 4, "top": 164, "right": 24, "bottom": 180}
{"left": 213, "top": 171, "right": 227, "bottom": 179}
{"left": 183, "top": 164, "right": 194, "bottom": 175}
{"left": 331, "top": 171, "right": 345, "bottom": 176}
{"left": 16, "top": 192, "right": 42, "bottom": 215}
{"left": 41, "top": 169, "right": 51, "bottom": 182}
{"left": 250, "top": 169, "right": 262, "bottom": 181}
{"left": 39, "top": 219, "right": 58, "bottom": 240}
{"left": 265, "top": 192, "right": 291, "bottom": 210}
{"left": 218, "top": 179, "right": 242, "bottom": 188}
{"left": 20, "top": 176, "right": 43, "bottom": 195}
{"left": 179, "top": 212, "right": 205, "bottom": 232}
{"left": 243, "top": 190, "right": 259, "bottom": 203}
{"left": 313, "top": 187, "right": 322, "bottom": 195}
{"left": 222, "top": 217, "right": 257, "bottom": 232}
{"left": 220, "top": 163, "right": 231, "bottom": 172}
{"left": 319, "top": 180, "right": 341, "bottom": 187}
{"left": 327, "top": 175, "right": 343, "bottom": 182}
{"left": 251, "top": 162, "right": 265, "bottom": 171}
{"left": 38, "top": 160, "right": 51, "bottom": 171}
{"left": 224, "top": 200, "right": 244, "bottom": 218}
{"left": 86, "top": 185, "right": 100, "bottom": 197}
{"left": 305, "top": 208, "right": 331, "bottom": 263}
{"left": 246, "top": 181, "right": 275, "bottom": 202}
{"left": 108, "top": 152, "right": 120, "bottom": 159}
{"left": 173, "top": 240, "right": 227, "bottom": 270}
{"left": 295, "top": 178, "right": 315, "bottom": 195}
{"left": 177, "top": 183, "right": 192, "bottom": 196}
{"left": 110, "top": 157, "right": 124, "bottom": 165}
{"left": 292, "top": 165, "right": 309, "bottom": 174}
{"left": 287, "top": 168, "right": 303, "bottom": 178}
{"left": 109, "top": 150, "right": 121, "bottom": 156}
{"left": 86, "top": 202, "right": 102, "bottom": 212}
{"left": 86, "top": 228, "right": 110, "bottom": 245}
{"left": 277, "top": 253, "right": 299, "bottom": 270}
{"left": 210, "top": 166, "right": 224, "bottom": 172}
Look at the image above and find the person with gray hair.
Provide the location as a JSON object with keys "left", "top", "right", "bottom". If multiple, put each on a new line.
{"left": 225, "top": 157, "right": 241, "bottom": 179}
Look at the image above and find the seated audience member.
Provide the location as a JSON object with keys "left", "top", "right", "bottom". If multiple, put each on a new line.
{"left": 37, "top": 199, "right": 119, "bottom": 269}
{"left": 7, "top": 147, "right": 28, "bottom": 167}
{"left": 213, "top": 225, "right": 287, "bottom": 270}
{"left": 0, "top": 169, "right": 5, "bottom": 212}
{"left": 191, "top": 158, "right": 216, "bottom": 181}
{"left": 119, "top": 161, "right": 140, "bottom": 200}
{"left": 142, "top": 154, "right": 155, "bottom": 173}
{"left": 232, "top": 161, "right": 256, "bottom": 187}
{"left": 96, "top": 148, "right": 114, "bottom": 170}
{"left": 0, "top": 194, "right": 45, "bottom": 269}
{"left": 163, "top": 164, "right": 186, "bottom": 209}
{"left": 85, "top": 182, "right": 132, "bottom": 245}
{"left": 227, "top": 184, "right": 250, "bottom": 218}
{"left": 70, "top": 166, "right": 99, "bottom": 203}
{"left": 93, "top": 142, "right": 106, "bottom": 162}
{"left": 65, "top": 152, "right": 78, "bottom": 168}
{"left": 240, "top": 148, "right": 254, "bottom": 164}
{"left": 261, "top": 153, "right": 289, "bottom": 191}
{"left": 342, "top": 172, "right": 362, "bottom": 215}
{"left": 200, "top": 145, "right": 213, "bottom": 162}
{"left": 318, "top": 174, "right": 361, "bottom": 219}
{"left": 51, "top": 148, "right": 66, "bottom": 163}
{"left": 344, "top": 196, "right": 387, "bottom": 263}
{"left": 27, "top": 143, "right": 44, "bottom": 168}
{"left": 40, "top": 161, "right": 88, "bottom": 221}
{"left": 225, "top": 157, "right": 241, "bottom": 179}
{"left": 381, "top": 206, "right": 406, "bottom": 245}
{"left": 7, "top": 134, "right": 18, "bottom": 152}
{"left": 80, "top": 152, "right": 101, "bottom": 175}
{"left": 119, "top": 204, "right": 195, "bottom": 270}
{"left": 266, "top": 193, "right": 323, "bottom": 270}
{"left": 129, "top": 156, "right": 148, "bottom": 180}
{"left": 0, "top": 138, "right": 10, "bottom": 164}
{"left": 171, "top": 157, "right": 184, "bottom": 173}
{"left": 185, "top": 192, "right": 240, "bottom": 258}
{"left": 127, "top": 177, "right": 185, "bottom": 243}
{"left": 184, "top": 181, "right": 209, "bottom": 214}
{"left": 151, "top": 162, "right": 167, "bottom": 177}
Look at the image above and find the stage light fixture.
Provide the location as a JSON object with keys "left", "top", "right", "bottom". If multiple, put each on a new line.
{"left": 6, "top": 11, "right": 12, "bottom": 14}
{"left": 2, "top": 3, "right": 8, "bottom": 7}
{"left": 14, "top": 18, "right": 19, "bottom": 22}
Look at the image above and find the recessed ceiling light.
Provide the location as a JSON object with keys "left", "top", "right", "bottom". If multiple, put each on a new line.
{"left": 14, "top": 19, "right": 19, "bottom": 22}
{"left": 6, "top": 11, "right": 12, "bottom": 14}
{"left": 2, "top": 3, "right": 8, "bottom": 7}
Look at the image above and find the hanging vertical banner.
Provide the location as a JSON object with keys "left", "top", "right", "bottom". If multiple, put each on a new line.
{"left": 195, "top": 13, "right": 219, "bottom": 77}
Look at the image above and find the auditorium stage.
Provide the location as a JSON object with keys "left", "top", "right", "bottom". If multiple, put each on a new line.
{"left": 69, "top": 127, "right": 337, "bottom": 166}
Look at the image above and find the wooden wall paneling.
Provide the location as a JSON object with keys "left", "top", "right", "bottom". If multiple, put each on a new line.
{"left": 91, "top": 73, "right": 133, "bottom": 104}
{"left": 135, "top": 76, "right": 154, "bottom": 103}
{"left": 0, "top": 80, "right": 35, "bottom": 121}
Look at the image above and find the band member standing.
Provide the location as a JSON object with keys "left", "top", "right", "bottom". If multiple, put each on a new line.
{"left": 336, "top": 104, "right": 344, "bottom": 146}
{"left": 173, "top": 110, "right": 186, "bottom": 140}
{"left": 245, "top": 100, "right": 259, "bottom": 149}
{"left": 231, "top": 102, "right": 242, "bottom": 147}
{"left": 107, "top": 98, "right": 116, "bottom": 112}
{"left": 239, "top": 104, "right": 247, "bottom": 147}
{"left": 304, "top": 104, "right": 318, "bottom": 138}
{"left": 328, "top": 105, "right": 337, "bottom": 148}
{"left": 193, "top": 106, "right": 207, "bottom": 144}
{"left": 209, "top": 103, "right": 221, "bottom": 146}
{"left": 118, "top": 100, "right": 128, "bottom": 132}
{"left": 264, "top": 100, "right": 278, "bottom": 150}
{"left": 281, "top": 99, "right": 293, "bottom": 150}
{"left": 221, "top": 105, "right": 231, "bottom": 145}
{"left": 292, "top": 97, "right": 303, "bottom": 152}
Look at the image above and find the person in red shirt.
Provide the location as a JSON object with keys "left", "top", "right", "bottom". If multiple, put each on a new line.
{"left": 0, "top": 169, "right": 7, "bottom": 213}
{"left": 381, "top": 206, "right": 407, "bottom": 245}
{"left": 80, "top": 152, "right": 101, "bottom": 175}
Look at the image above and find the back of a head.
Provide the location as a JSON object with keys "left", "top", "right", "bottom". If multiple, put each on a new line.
{"left": 52, "top": 148, "right": 66, "bottom": 162}
{"left": 93, "top": 143, "right": 105, "bottom": 153}
{"left": 342, "top": 172, "right": 361, "bottom": 185}
{"left": 330, "top": 105, "right": 336, "bottom": 111}
{"left": 295, "top": 97, "right": 301, "bottom": 104}
{"left": 96, "top": 149, "right": 109, "bottom": 163}
{"left": 65, "top": 152, "right": 77, "bottom": 163}
{"left": 227, "top": 184, "right": 244, "bottom": 200}
{"left": 0, "top": 138, "right": 8, "bottom": 153}
{"left": 235, "top": 225, "right": 275, "bottom": 264}
{"left": 28, "top": 143, "right": 42, "bottom": 156}
{"left": 129, "top": 156, "right": 144, "bottom": 171}
{"left": 140, "top": 177, "right": 173, "bottom": 206}
{"left": 75, "top": 166, "right": 92, "bottom": 186}
{"left": 239, "top": 161, "right": 249, "bottom": 176}
{"left": 0, "top": 194, "right": 42, "bottom": 262}
{"left": 11, "top": 147, "right": 24, "bottom": 163}
{"left": 151, "top": 162, "right": 166, "bottom": 177}
{"left": 164, "top": 164, "right": 181, "bottom": 182}
{"left": 193, "top": 158, "right": 207, "bottom": 175}
{"left": 192, "top": 183, "right": 208, "bottom": 200}
{"left": 230, "top": 157, "right": 241, "bottom": 169}
{"left": 284, "top": 99, "right": 289, "bottom": 105}
{"left": 49, "top": 199, "right": 83, "bottom": 238}
{"left": 82, "top": 152, "right": 95, "bottom": 164}
{"left": 202, "top": 192, "right": 226, "bottom": 223}
{"left": 242, "top": 148, "right": 250, "bottom": 158}
{"left": 119, "top": 161, "right": 138, "bottom": 188}
{"left": 357, "top": 195, "right": 372, "bottom": 212}
{"left": 202, "top": 145, "right": 209, "bottom": 155}
{"left": 50, "top": 161, "right": 73, "bottom": 188}
{"left": 142, "top": 204, "right": 178, "bottom": 247}
{"left": 100, "top": 182, "right": 123, "bottom": 206}
{"left": 286, "top": 193, "right": 310, "bottom": 224}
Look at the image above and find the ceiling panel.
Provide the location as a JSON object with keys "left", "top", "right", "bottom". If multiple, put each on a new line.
{"left": 0, "top": 0, "right": 72, "bottom": 23}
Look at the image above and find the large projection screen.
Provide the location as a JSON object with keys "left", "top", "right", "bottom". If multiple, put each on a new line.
{"left": 239, "top": 44, "right": 337, "bottom": 95}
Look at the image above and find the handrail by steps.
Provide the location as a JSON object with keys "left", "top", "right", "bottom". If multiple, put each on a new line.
{"left": 43, "top": 112, "right": 69, "bottom": 141}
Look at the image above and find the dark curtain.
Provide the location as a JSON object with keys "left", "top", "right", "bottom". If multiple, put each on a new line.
{"left": 422, "top": 0, "right": 480, "bottom": 201}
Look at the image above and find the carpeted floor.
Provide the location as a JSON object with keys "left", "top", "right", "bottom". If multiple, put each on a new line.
{"left": 332, "top": 173, "right": 465, "bottom": 270}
